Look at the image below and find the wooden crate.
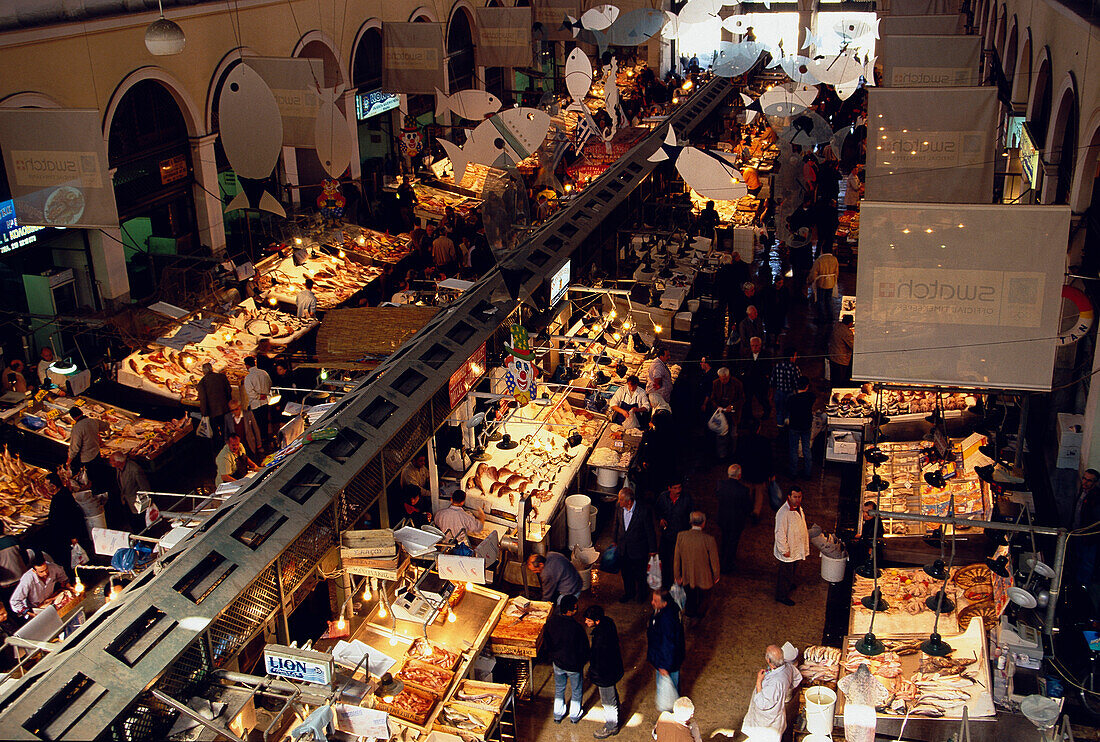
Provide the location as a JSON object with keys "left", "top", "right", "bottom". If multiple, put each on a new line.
{"left": 396, "top": 657, "right": 455, "bottom": 697}
{"left": 374, "top": 686, "right": 438, "bottom": 726}
{"left": 341, "top": 529, "right": 397, "bottom": 558}
{"left": 488, "top": 598, "right": 552, "bottom": 656}
{"left": 433, "top": 702, "right": 496, "bottom": 740}
{"left": 408, "top": 637, "right": 461, "bottom": 672}
{"left": 451, "top": 680, "right": 509, "bottom": 714}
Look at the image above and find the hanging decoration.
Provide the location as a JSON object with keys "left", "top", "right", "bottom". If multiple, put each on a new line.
{"left": 438, "top": 108, "right": 551, "bottom": 182}
{"left": 316, "top": 179, "right": 346, "bottom": 221}
{"left": 503, "top": 325, "right": 537, "bottom": 406}
{"left": 398, "top": 116, "right": 424, "bottom": 159}
{"left": 1058, "top": 285, "right": 1094, "bottom": 345}
{"left": 648, "top": 129, "right": 747, "bottom": 201}
{"left": 218, "top": 64, "right": 286, "bottom": 217}
{"left": 314, "top": 85, "right": 353, "bottom": 179}
{"left": 435, "top": 89, "right": 502, "bottom": 121}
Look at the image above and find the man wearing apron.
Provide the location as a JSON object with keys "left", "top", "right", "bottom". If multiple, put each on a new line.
{"left": 609, "top": 375, "right": 650, "bottom": 429}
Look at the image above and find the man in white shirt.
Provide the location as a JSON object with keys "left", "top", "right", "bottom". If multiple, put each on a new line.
{"left": 647, "top": 347, "right": 673, "bottom": 404}
{"left": 37, "top": 346, "right": 54, "bottom": 387}
{"left": 296, "top": 278, "right": 318, "bottom": 319}
{"left": 434, "top": 490, "right": 485, "bottom": 539}
{"left": 241, "top": 355, "right": 273, "bottom": 442}
{"left": 741, "top": 644, "right": 802, "bottom": 739}
{"left": 609, "top": 375, "right": 649, "bottom": 428}
{"left": 773, "top": 486, "right": 809, "bottom": 606}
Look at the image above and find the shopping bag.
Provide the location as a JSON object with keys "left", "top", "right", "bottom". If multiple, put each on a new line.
{"left": 647, "top": 555, "right": 662, "bottom": 590}
{"left": 669, "top": 583, "right": 687, "bottom": 611}
{"left": 444, "top": 447, "right": 470, "bottom": 472}
{"left": 707, "top": 408, "right": 729, "bottom": 436}
{"left": 600, "top": 545, "right": 621, "bottom": 573}
{"left": 196, "top": 416, "right": 213, "bottom": 439}
{"left": 71, "top": 542, "right": 90, "bottom": 569}
{"left": 768, "top": 480, "right": 785, "bottom": 511}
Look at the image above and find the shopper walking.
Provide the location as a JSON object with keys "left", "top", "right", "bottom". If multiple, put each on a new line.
{"left": 716, "top": 464, "right": 751, "bottom": 573}
{"left": 786, "top": 377, "right": 816, "bottom": 479}
{"left": 737, "top": 306, "right": 765, "bottom": 358}
{"left": 655, "top": 479, "right": 694, "bottom": 588}
{"left": 584, "top": 605, "right": 624, "bottom": 739}
{"left": 738, "top": 421, "right": 774, "bottom": 520}
{"left": 741, "top": 644, "right": 802, "bottom": 739}
{"left": 774, "top": 486, "right": 809, "bottom": 606}
{"left": 828, "top": 315, "right": 855, "bottom": 388}
{"left": 741, "top": 337, "right": 771, "bottom": 420}
{"left": 612, "top": 487, "right": 657, "bottom": 603}
{"left": 647, "top": 588, "right": 686, "bottom": 713}
{"left": 241, "top": 356, "right": 272, "bottom": 443}
{"left": 43, "top": 473, "right": 92, "bottom": 579}
{"left": 807, "top": 246, "right": 839, "bottom": 321}
{"left": 706, "top": 367, "right": 744, "bottom": 459}
{"left": 543, "top": 595, "right": 589, "bottom": 724}
{"left": 66, "top": 407, "right": 111, "bottom": 496}
{"left": 196, "top": 362, "right": 232, "bottom": 443}
{"left": 653, "top": 696, "right": 703, "bottom": 742}
{"left": 769, "top": 349, "right": 800, "bottom": 428}
{"left": 673, "top": 512, "right": 720, "bottom": 619}
{"left": 225, "top": 400, "right": 264, "bottom": 462}
{"left": 109, "top": 452, "right": 149, "bottom": 533}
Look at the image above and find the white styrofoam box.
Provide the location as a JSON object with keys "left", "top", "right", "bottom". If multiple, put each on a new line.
{"left": 1057, "top": 412, "right": 1084, "bottom": 448}
{"left": 832, "top": 432, "right": 858, "bottom": 456}
{"left": 1056, "top": 446, "right": 1080, "bottom": 469}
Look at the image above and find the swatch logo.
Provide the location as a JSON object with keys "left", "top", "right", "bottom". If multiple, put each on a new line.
{"left": 875, "top": 130, "right": 986, "bottom": 169}
{"left": 890, "top": 67, "right": 977, "bottom": 87}
{"left": 872, "top": 267, "right": 1043, "bottom": 327}
{"left": 11, "top": 150, "right": 102, "bottom": 189}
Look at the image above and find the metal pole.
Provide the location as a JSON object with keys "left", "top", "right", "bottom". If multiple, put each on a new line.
{"left": 151, "top": 689, "right": 248, "bottom": 742}
{"left": 1015, "top": 394, "right": 1029, "bottom": 470}
{"left": 1044, "top": 529, "right": 1069, "bottom": 635}
{"left": 869, "top": 509, "right": 1064, "bottom": 536}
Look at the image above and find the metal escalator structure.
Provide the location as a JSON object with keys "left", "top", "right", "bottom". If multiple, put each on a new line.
{"left": 0, "top": 75, "right": 732, "bottom": 741}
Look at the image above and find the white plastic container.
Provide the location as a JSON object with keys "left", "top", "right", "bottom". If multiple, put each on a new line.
{"left": 566, "top": 494, "right": 592, "bottom": 529}
{"left": 804, "top": 686, "right": 837, "bottom": 736}
{"left": 821, "top": 554, "right": 848, "bottom": 583}
{"left": 596, "top": 467, "right": 620, "bottom": 489}
{"left": 568, "top": 525, "right": 593, "bottom": 550}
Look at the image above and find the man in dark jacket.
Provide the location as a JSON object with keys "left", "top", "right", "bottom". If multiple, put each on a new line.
{"left": 543, "top": 595, "right": 589, "bottom": 724}
{"left": 716, "top": 464, "right": 752, "bottom": 573}
{"left": 647, "top": 588, "right": 685, "bottom": 713}
{"left": 612, "top": 487, "right": 657, "bottom": 603}
{"left": 196, "top": 362, "right": 232, "bottom": 443}
{"left": 655, "top": 480, "right": 694, "bottom": 588}
{"left": 585, "top": 605, "right": 624, "bottom": 738}
{"left": 739, "top": 421, "right": 774, "bottom": 521}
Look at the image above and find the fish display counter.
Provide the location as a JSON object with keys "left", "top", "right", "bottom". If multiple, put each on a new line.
{"left": 411, "top": 183, "right": 482, "bottom": 224}
{"left": 690, "top": 188, "right": 761, "bottom": 227}
{"left": 565, "top": 126, "right": 650, "bottom": 189}
{"left": 11, "top": 392, "right": 192, "bottom": 461}
{"left": 312, "top": 580, "right": 510, "bottom": 740}
{"left": 314, "top": 223, "right": 415, "bottom": 266}
{"left": 849, "top": 564, "right": 1008, "bottom": 636}
{"left": 118, "top": 301, "right": 317, "bottom": 405}
{"left": 258, "top": 249, "right": 385, "bottom": 310}
{"left": 0, "top": 444, "right": 53, "bottom": 535}
{"left": 837, "top": 618, "right": 996, "bottom": 721}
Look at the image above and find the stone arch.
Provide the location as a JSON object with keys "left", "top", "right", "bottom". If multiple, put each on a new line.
{"left": 103, "top": 66, "right": 201, "bottom": 141}
{"left": 292, "top": 30, "right": 349, "bottom": 89}
{"left": 1046, "top": 72, "right": 1078, "bottom": 203}
{"left": 0, "top": 92, "right": 63, "bottom": 109}
{"left": 1011, "top": 30, "right": 1031, "bottom": 109}
{"left": 1069, "top": 110, "right": 1100, "bottom": 213}
{"left": 1027, "top": 46, "right": 1052, "bottom": 144}
{"left": 1003, "top": 18, "right": 1018, "bottom": 86}
{"left": 993, "top": 4, "right": 1007, "bottom": 58}
{"left": 448, "top": 0, "right": 478, "bottom": 93}
{"left": 409, "top": 6, "right": 440, "bottom": 21}
{"left": 350, "top": 19, "right": 384, "bottom": 89}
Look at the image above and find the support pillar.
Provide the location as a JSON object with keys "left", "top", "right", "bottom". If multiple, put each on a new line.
{"left": 189, "top": 134, "right": 227, "bottom": 256}
{"left": 282, "top": 146, "right": 300, "bottom": 208}
{"left": 341, "top": 89, "right": 363, "bottom": 182}
{"left": 87, "top": 227, "right": 130, "bottom": 308}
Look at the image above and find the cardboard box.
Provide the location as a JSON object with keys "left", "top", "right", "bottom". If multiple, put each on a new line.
{"left": 831, "top": 432, "right": 858, "bottom": 456}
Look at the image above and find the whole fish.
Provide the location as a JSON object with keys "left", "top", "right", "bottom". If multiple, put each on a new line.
{"left": 439, "top": 107, "right": 551, "bottom": 182}
{"left": 314, "top": 86, "right": 352, "bottom": 178}
{"left": 435, "top": 88, "right": 501, "bottom": 121}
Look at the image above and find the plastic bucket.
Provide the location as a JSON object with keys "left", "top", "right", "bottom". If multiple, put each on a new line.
{"left": 579, "top": 566, "right": 592, "bottom": 591}
{"left": 566, "top": 495, "right": 592, "bottom": 530}
{"left": 587, "top": 504, "right": 597, "bottom": 532}
{"left": 821, "top": 554, "right": 848, "bottom": 583}
{"left": 596, "top": 467, "right": 620, "bottom": 489}
{"left": 804, "top": 735, "right": 832, "bottom": 742}
{"left": 568, "top": 525, "right": 593, "bottom": 550}
{"left": 805, "top": 686, "right": 837, "bottom": 736}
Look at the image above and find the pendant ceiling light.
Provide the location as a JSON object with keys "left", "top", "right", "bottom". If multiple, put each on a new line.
{"left": 145, "top": 0, "right": 186, "bottom": 56}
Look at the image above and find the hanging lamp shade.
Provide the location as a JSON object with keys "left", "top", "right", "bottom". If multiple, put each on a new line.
{"left": 145, "top": 17, "right": 186, "bottom": 55}
{"left": 866, "top": 473, "right": 890, "bottom": 492}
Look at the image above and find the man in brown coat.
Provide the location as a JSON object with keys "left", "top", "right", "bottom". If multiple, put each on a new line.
{"left": 828, "top": 315, "right": 855, "bottom": 388}
{"left": 673, "top": 511, "right": 720, "bottom": 619}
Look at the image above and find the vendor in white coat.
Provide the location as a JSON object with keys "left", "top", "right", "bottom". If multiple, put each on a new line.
{"left": 741, "top": 644, "right": 802, "bottom": 741}
{"left": 773, "top": 486, "right": 808, "bottom": 606}
{"left": 609, "top": 375, "right": 649, "bottom": 429}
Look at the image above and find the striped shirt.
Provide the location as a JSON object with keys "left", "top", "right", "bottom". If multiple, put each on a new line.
{"left": 771, "top": 360, "right": 800, "bottom": 394}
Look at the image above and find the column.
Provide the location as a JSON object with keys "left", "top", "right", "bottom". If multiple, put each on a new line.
{"left": 86, "top": 228, "right": 130, "bottom": 308}
{"left": 282, "top": 146, "right": 300, "bottom": 208}
{"left": 189, "top": 134, "right": 227, "bottom": 257}
{"left": 1039, "top": 159, "right": 1059, "bottom": 204}
{"left": 341, "top": 88, "right": 362, "bottom": 182}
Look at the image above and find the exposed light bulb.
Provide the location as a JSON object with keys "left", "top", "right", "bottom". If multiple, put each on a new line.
{"left": 295, "top": 237, "right": 303, "bottom": 245}
{"left": 447, "top": 610, "right": 457, "bottom": 623}
{"left": 378, "top": 605, "right": 387, "bottom": 619}
{"left": 362, "top": 584, "right": 372, "bottom": 600}
{"left": 338, "top": 249, "right": 346, "bottom": 259}
{"left": 653, "top": 324, "right": 663, "bottom": 334}
{"left": 389, "top": 635, "right": 399, "bottom": 646}
{"left": 336, "top": 615, "right": 346, "bottom": 631}
{"left": 268, "top": 296, "right": 278, "bottom": 306}
{"left": 74, "top": 580, "right": 85, "bottom": 595}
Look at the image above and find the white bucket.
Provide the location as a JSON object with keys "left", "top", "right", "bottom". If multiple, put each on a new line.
{"left": 804, "top": 735, "right": 832, "bottom": 742}
{"left": 566, "top": 495, "right": 593, "bottom": 530}
{"left": 805, "top": 686, "right": 837, "bottom": 736}
{"left": 579, "top": 566, "right": 592, "bottom": 591}
{"left": 820, "top": 554, "right": 848, "bottom": 583}
{"left": 568, "top": 525, "right": 593, "bottom": 550}
{"left": 587, "top": 504, "right": 597, "bottom": 532}
{"left": 687, "top": 299, "right": 701, "bottom": 313}
{"left": 596, "top": 467, "right": 620, "bottom": 489}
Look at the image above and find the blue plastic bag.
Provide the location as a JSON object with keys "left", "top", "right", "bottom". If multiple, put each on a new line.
{"left": 768, "top": 480, "right": 785, "bottom": 511}
{"left": 600, "top": 545, "right": 620, "bottom": 573}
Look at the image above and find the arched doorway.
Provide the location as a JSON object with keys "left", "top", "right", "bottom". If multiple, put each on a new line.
{"left": 483, "top": 0, "right": 512, "bottom": 107}
{"left": 108, "top": 79, "right": 198, "bottom": 299}
{"left": 1028, "top": 53, "right": 1053, "bottom": 152}
{"left": 1074, "top": 118, "right": 1100, "bottom": 275}
{"left": 1048, "top": 84, "right": 1078, "bottom": 205}
{"left": 351, "top": 23, "right": 395, "bottom": 211}
{"left": 448, "top": 8, "right": 476, "bottom": 99}
{"left": 1003, "top": 22, "right": 1017, "bottom": 90}
{"left": 294, "top": 37, "right": 351, "bottom": 209}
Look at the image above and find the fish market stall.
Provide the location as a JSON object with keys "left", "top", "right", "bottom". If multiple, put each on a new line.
{"left": 316, "top": 224, "right": 415, "bottom": 267}
{"left": 257, "top": 249, "right": 385, "bottom": 310}
{"left": 118, "top": 302, "right": 316, "bottom": 405}
{"left": 11, "top": 393, "right": 192, "bottom": 462}
{"left": 0, "top": 445, "right": 53, "bottom": 535}
{"left": 412, "top": 182, "right": 482, "bottom": 224}
{"left": 838, "top": 618, "right": 996, "bottom": 721}
{"left": 849, "top": 564, "right": 1008, "bottom": 635}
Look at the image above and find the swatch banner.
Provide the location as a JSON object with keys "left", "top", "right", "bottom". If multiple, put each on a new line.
{"left": 532, "top": 0, "right": 581, "bottom": 41}
{"left": 880, "top": 35, "right": 981, "bottom": 87}
{"left": 0, "top": 109, "right": 119, "bottom": 229}
{"left": 853, "top": 202, "right": 1069, "bottom": 391}
{"left": 879, "top": 14, "right": 963, "bottom": 35}
{"left": 476, "top": 7, "right": 533, "bottom": 68}
{"left": 865, "top": 87, "right": 997, "bottom": 203}
{"left": 245, "top": 57, "right": 325, "bottom": 148}
{"left": 382, "top": 23, "right": 445, "bottom": 94}
{"left": 883, "top": 0, "right": 954, "bottom": 14}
